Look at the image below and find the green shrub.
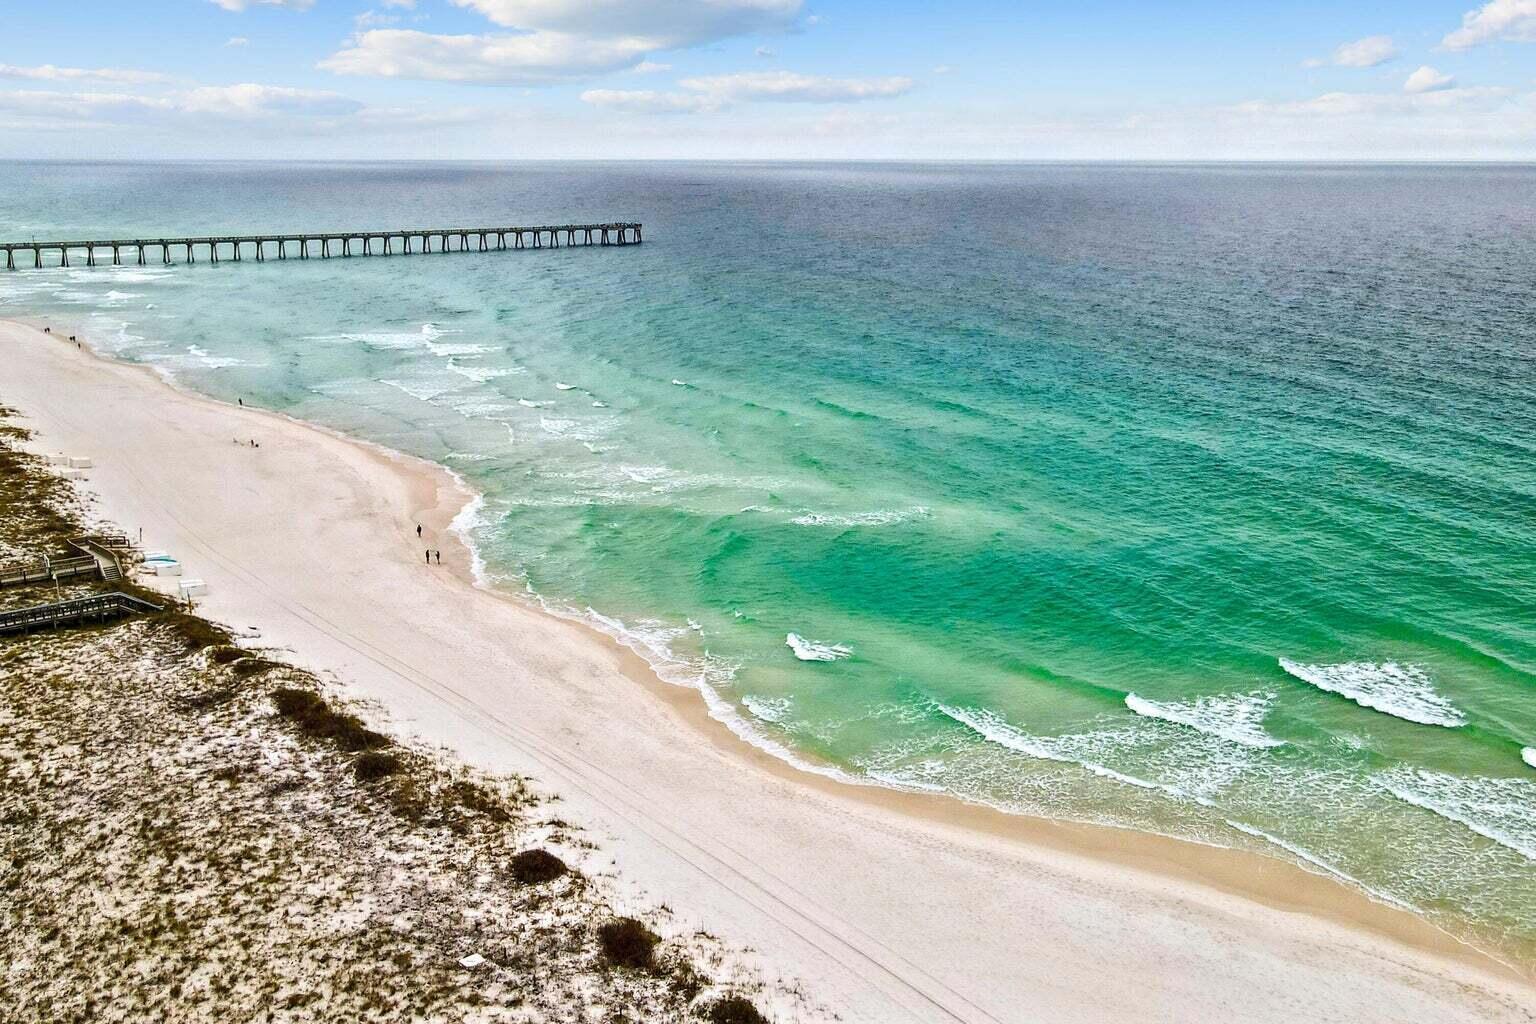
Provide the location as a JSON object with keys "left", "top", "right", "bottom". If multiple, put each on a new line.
{"left": 271, "top": 687, "right": 389, "bottom": 752}
{"left": 353, "top": 751, "right": 402, "bottom": 782}
{"left": 159, "top": 611, "right": 231, "bottom": 651}
{"left": 597, "top": 917, "right": 659, "bottom": 970}
{"left": 699, "top": 997, "right": 769, "bottom": 1024}
{"left": 510, "top": 848, "right": 566, "bottom": 885}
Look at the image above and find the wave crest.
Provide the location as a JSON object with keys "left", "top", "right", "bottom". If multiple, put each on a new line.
{"left": 1125, "top": 692, "right": 1284, "bottom": 748}
{"left": 785, "top": 633, "right": 852, "bottom": 662}
{"left": 1278, "top": 658, "right": 1465, "bottom": 728}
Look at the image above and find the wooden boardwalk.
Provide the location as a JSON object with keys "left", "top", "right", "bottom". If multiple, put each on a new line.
{"left": 2, "top": 222, "right": 643, "bottom": 269}
{"left": 0, "top": 592, "right": 163, "bottom": 637}
{"left": 0, "top": 553, "right": 101, "bottom": 588}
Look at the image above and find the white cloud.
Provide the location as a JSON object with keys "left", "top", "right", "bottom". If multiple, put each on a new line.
{"left": 225, "top": 36, "right": 250, "bottom": 47}
{"left": 209, "top": 0, "right": 314, "bottom": 10}
{"left": 1231, "top": 85, "right": 1510, "bottom": 119}
{"left": 382, "top": 0, "right": 417, "bottom": 7}
{"left": 0, "top": 63, "right": 171, "bottom": 85}
{"left": 633, "top": 61, "right": 672, "bottom": 73}
{"left": 755, "top": 45, "right": 775, "bottom": 58}
{"left": 1443, "top": 0, "right": 1536, "bottom": 49}
{"left": 324, "top": 0, "right": 803, "bottom": 83}
{"left": 0, "top": 83, "right": 360, "bottom": 125}
{"left": 582, "top": 70, "right": 913, "bottom": 113}
{"left": 180, "top": 84, "right": 362, "bottom": 116}
{"left": 321, "top": 30, "right": 654, "bottom": 83}
{"left": 1327, "top": 35, "right": 1398, "bottom": 67}
{"left": 578, "top": 88, "right": 722, "bottom": 113}
{"left": 932, "top": 64, "right": 952, "bottom": 75}
{"left": 1404, "top": 66, "right": 1455, "bottom": 93}
{"left": 677, "top": 70, "right": 912, "bottom": 102}
{"left": 449, "top": 0, "right": 800, "bottom": 45}
{"left": 356, "top": 10, "right": 402, "bottom": 28}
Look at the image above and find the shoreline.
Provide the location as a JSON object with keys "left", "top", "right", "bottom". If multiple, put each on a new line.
{"left": 5, "top": 315, "right": 1532, "bottom": 1021}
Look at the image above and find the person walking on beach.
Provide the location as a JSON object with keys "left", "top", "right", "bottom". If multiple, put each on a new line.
{"left": 434, "top": 550, "right": 441, "bottom": 564}
{"left": 416, "top": 524, "right": 422, "bottom": 539}
{"left": 425, "top": 549, "right": 431, "bottom": 565}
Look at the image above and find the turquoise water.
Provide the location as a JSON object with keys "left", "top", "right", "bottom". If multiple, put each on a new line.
{"left": 3, "top": 162, "right": 1533, "bottom": 957}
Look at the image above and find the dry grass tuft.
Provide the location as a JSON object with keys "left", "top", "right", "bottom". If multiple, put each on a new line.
{"left": 511, "top": 848, "right": 568, "bottom": 885}
{"left": 698, "top": 996, "right": 771, "bottom": 1024}
{"left": 353, "top": 750, "right": 402, "bottom": 782}
{"left": 272, "top": 686, "right": 390, "bottom": 752}
{"left": 598, "top": 917, "right": 661, "bottom": 970}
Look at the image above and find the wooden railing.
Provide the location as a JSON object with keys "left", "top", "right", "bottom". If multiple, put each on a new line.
{"left": 0, "top": 591, "right": 163, "bottom": 637}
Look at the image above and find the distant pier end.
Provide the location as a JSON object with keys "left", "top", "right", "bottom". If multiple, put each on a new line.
{"left": 1, "top": 222, "right": 643, "bottom": 270}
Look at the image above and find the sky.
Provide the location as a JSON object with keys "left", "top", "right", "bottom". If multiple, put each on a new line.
{"left": 4, "top": 0, "right": 1536, "bottom": 160}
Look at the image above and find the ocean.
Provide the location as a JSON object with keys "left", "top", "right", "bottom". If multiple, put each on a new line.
{"left": 2, "top": 161, "right": 1532, "bottom": 959}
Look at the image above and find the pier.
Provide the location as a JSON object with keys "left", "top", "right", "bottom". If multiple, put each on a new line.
{"left": 1, "top": 222, "right": 642, "bottom": 270}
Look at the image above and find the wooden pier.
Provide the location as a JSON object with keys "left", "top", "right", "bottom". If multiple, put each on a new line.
{"left": 1, "top": 222, "right": 643, "bottom": 270}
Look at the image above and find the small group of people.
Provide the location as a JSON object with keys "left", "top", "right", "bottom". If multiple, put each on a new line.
{"left": 232, "top": 437, "right": 259, "bottom": 448}
{"left": 418, "top": 524, "right": 441, "bottom": 564}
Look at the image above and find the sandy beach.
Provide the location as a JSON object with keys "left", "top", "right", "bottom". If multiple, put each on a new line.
{"left": 3, "top": 318, "right": 1532, "bottom": 1023}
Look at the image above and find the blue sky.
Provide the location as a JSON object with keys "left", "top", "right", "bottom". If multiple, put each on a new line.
{"left": 4, "top": 0, "right": 1536, "bottom": 158}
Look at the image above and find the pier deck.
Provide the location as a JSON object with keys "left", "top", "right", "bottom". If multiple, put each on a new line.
{"left": 1, "top": 222, "right": 642, "bottom": 269}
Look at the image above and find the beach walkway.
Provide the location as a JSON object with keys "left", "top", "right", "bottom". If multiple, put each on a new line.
{"left": 0, "top": 591, "right": 162, "bottom": 637}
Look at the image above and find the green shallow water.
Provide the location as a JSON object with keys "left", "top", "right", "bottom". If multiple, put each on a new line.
{"left": 2, "top": 161, "right": 1533, "bottom": 956}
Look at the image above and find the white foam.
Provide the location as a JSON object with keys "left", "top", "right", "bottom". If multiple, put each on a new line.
{"left": 425, "top": 342, "right": 491, "bottom": 357}
{"left": 377, "top": 378, "right": 452, "bottom": 403}
{"left": 1524, "top": 748, "right": 1536, "bottom": 770}
{"left": 1225, "top": 820, "right": 1415, "bottom": 910}
{"left": 518, "top": 398, "right": 554, "bottom": 408}
{"left": 592, "top": 400, "right": 607, "bottom": 408}
{"left": 785, "top": 633, "right": 852, "bottom": 662}
{"left": 1124, "top": 692, "right": 1284, "bottom": 749}
{"left": 1378, "top": 768, "right": 1536, "bottom": 862}
{"left": 541, "top": 417, "right": 599, "bottom": 439}
{"left": 447, "top": 360, "right": 517, "bottom": 383}
{"left": 447, "top": 484, "right": 491, "bottom": 588}
{"left": 791, "top": 506, "right": 931, "bottom": 528}
{"left": 742, "top": 695, "right": 793, "bottom": 723}
{"left": 619, "top": 465, "right": 671, "bottom": 484}
{"left": 933, "top": 703, "right": 1203, "bottom": 804}
{"left": 1278, "top": 659, "right": 1465, "bottom": 728}
{"left": 555, "top": 382, "right": 577, "bottom": 391}
{"left": 180, "top": 344, "right": 248, "bottom": 369}
{"left": 671, "top": 379, "right": 688, "bottom": 386}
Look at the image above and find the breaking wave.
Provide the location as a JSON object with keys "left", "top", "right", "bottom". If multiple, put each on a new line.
{"left": 1278, "top": 659, "right": 1465, "bottom": 728}
{"left": 785, "top": 633, "right": 852, "bottom": 662}
{"left": 1124, "top": 692, "right": 1284, "bottom": 748}
{"left": 1378, "top": 768, "right": 1536, "bottom": 862}
{"left": 932, "top": 702, "right": 1202, "bottom": 804}
{"left": 791, "top": 506, "right": 931, "bottom": 528}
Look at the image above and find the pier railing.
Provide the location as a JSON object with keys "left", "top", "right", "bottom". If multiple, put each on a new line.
{"left": 1, "top": 222, "right": 643, "bottom": 270}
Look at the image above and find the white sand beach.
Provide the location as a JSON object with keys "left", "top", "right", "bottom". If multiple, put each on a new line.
{"left": 3, "top": 318, "right": 1531, "bottom": 1023}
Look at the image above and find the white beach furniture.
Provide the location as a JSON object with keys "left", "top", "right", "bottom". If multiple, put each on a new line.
{"left": 68, "top": 456, "right": 92, "bottom": 468}
{"left": 178, "top": 578, "right": 208, "bottom": 598}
